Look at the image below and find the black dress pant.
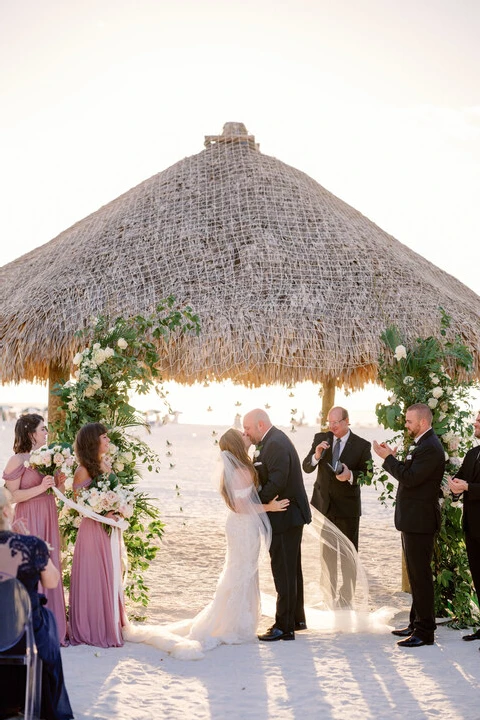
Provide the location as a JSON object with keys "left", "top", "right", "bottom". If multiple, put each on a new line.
{"left": 269, "top": 525, "right": 304, "bottom": 632}
{"left": 402, "top": 531, "right": 436, "bottom": 642}
{"left": 465, "top": 533, "right": 480, "bottom": 609}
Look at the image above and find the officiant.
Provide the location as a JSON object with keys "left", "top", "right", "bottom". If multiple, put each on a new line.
{"left": 302, "top": 406, "right": 371, "bottom": 606}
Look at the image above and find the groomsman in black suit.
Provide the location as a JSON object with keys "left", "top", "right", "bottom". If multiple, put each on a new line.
{"left": 374, "top": 403, "right": 445, "bottom": 648}
{"left": 448, "top": 411, "right": 480, "bottom": 647}
{"left": 243, "top": 409, "right": 312, "bottom": 641}
{"left": 302, "top": 406, "right": 371, "bottom": 605}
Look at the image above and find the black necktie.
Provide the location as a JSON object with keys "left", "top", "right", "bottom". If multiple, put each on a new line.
{"left": 332, "top": 438, "right": 342, "bottom": 467}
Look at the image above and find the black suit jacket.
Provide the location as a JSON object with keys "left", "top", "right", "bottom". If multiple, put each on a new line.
{"left": 455, "top": 445, "right": 480, "bottom": 538}
{"left": 303, "top": 430, "right": 371, "bottom": 518}
{"left": 383, "top": 428, "right": 445, "bottom": 534}
{"left": 256, "top": 426, "right": 312, "bottom": 534}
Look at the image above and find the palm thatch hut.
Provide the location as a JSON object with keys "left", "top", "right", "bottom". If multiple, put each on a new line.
{"left": 1, "top": 121, "right": 480, "bottom": 421}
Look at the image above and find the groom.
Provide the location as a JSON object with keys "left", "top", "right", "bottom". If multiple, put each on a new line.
{"left": 243, "top": 409, "right": 312, "bottom": 641}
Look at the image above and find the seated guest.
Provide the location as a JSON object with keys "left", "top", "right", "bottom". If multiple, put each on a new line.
{"left": 0, "top": 486, "right": 74, "bottom": 720}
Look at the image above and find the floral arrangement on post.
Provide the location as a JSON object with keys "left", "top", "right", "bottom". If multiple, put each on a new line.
{"left": 53, "top": 296, "right": 200, "bottom": 607}
{"left": 362, "top": 308, "right": 479, "bottom": 627}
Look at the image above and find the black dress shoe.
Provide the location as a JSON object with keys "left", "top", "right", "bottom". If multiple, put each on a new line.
{"left": 391, "top": 626, "right": 414, "bottom": 637}
{"left": 462, "top": 630, "right": 480, "bottom": 641}
{"left": 258, "top": 627, "right": 295, "bottom": 641}
{"left": 295, "top": 621, "right": 307, "bottom": 631}
{"left": 397, "top": 634, "right": 434, "bottom": 647}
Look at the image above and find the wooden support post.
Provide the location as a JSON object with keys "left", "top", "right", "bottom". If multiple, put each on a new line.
{"left": 320, "top": 378, "right": 336, "bottom": 429}
{"left": 47, "top": 362, "right": 69, "bottom": 437}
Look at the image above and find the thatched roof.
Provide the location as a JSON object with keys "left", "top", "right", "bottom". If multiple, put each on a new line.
{"left": 1, "top": 122, "right": 480, "bottom": 390}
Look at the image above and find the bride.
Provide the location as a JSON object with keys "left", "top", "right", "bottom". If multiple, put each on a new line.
{"left": 123, "top": 428, "right": 288, "bottom": 659}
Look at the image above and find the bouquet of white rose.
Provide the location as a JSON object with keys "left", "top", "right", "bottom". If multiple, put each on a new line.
{"left": 76, "top": 472, "right": 135, "bottom": 522}
{"left": 26, "top": 442, "right": 77, "bottom": 489}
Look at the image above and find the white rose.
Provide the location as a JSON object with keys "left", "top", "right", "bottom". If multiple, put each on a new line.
{"left": 394, "top": 345, "right": 407, "bottom": 361}
{"left": 117, "top": 338, "right": 128, "bottom": 349}
{"left": 429, "top": 374, "right": 440, "bottom": 384}
{"left": 114, "top": 462, "right": 124, "bottom": 472}
{"left": 432, "top": 387, "right": 443, "bottom": 399}
{"left": 84, "top": 386, "right": 96, "bottom": 397}
{"left": 93, "top": 343, "right": 101, "bottom": 350}
{"left": 438, "top": 412, "right": 446, "bottom": 422}
{"left": 450, "top": 456, "right": 462, "bottom": 467}
{"left": 448, "top": 437, "right": 460, "bottom": 451}
{"left": 440, "top": 402, "right": 449, "bottom": 412}
{"left": 73, "top": 352, "right": 83, "bottom": 366}
{"left": 428, "top": 397, "right": 438, "bottom": 409}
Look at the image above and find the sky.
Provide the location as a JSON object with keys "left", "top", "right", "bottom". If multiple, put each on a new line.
{"left": 1, "top": 0, "right": 479, "bottom": 423}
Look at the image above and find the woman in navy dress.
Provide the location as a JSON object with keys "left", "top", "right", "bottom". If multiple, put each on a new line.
{"left": 0, "top": 486, "right": 73, "bottom": 720}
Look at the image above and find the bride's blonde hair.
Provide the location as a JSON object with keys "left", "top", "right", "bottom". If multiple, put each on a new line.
{"left": 218, "top": 429, "right": 258, "bottom": 511}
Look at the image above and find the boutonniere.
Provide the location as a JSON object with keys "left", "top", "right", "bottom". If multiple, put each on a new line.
{"left": 406, "top": 444, "right": 416, "bottom": 461}
{"left": 253, "top": 443, "right": 263, "bottom": 460}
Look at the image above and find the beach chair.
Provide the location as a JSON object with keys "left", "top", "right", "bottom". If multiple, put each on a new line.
{"left": 0, "top": 573, "right": 42, "bottom": 720}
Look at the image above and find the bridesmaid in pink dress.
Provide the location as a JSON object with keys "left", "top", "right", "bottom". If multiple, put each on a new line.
{"left": 2, "top": 413, "right": 68, "bottom": 645}
{"left": 69, "top": 422, "right": 126, "bottom": 648}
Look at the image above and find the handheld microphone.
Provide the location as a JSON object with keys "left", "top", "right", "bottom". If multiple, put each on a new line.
{"left": 318, "top": 442, "right": 330, "bottom": 461}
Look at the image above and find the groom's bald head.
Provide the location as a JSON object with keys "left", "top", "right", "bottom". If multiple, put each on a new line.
{"left": 243, "top": 408, "right": 272, "bottom": 444}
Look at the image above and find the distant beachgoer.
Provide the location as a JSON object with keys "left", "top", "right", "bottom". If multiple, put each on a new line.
{"left": 124, "top": 428, "right": 289, "bottom": 658}
{"left": 68, "top": 423, "right": 127, "bottom": 648}
{"left": 0, "top": 486, "right": 74, "bottom": 720}
{"left": 2, "top": 413, "right": 68, "bottom": 643}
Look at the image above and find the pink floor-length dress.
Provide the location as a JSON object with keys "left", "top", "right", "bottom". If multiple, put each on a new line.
{"left": 69, "top": 477, "right": 126, "bottom": 648}
{"left": 3, "top": 457, "right": 68, "bottom": 644}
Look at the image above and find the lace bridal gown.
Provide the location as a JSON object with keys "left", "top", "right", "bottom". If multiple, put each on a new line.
{"left": 123, "top": 455, "right": 271, "bottom": 660}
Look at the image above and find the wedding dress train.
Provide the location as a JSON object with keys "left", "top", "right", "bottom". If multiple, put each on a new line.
{"left": 124, "top": 507, "right": 265, "bottom": 660}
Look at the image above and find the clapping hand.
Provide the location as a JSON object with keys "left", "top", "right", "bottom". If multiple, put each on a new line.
{"left": 373, "top": 440, "right": 397, "bottom": 459}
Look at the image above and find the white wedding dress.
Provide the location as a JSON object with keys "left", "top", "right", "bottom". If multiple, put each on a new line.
{"left": 124, "top": 451, "right": 393, "bottom": 659}
{"left": 124, "top": 456, "right": 271, "bottom": 660}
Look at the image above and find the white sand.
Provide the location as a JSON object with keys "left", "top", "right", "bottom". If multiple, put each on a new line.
{"left": 1, "top": 421, "right": 479, "bottom": 720}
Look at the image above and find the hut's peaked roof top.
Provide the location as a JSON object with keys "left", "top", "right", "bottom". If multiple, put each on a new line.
{"left": 1, "top": 122, "right": 480, "bottom": 388}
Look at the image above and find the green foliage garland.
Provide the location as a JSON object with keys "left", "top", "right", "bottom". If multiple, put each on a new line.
{"left": 53, "top": 296, "right": 200, "bottom": 607}
{"left": 361, "top": 309, "right": 479, "bottom": 627}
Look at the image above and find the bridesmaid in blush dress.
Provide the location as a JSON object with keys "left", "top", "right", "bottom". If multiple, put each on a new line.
{"left": 2, "top": 413, "right": 68, "bottom": 645}
{"left": 69, "top": 423, "right": 127, "bottom": 648}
